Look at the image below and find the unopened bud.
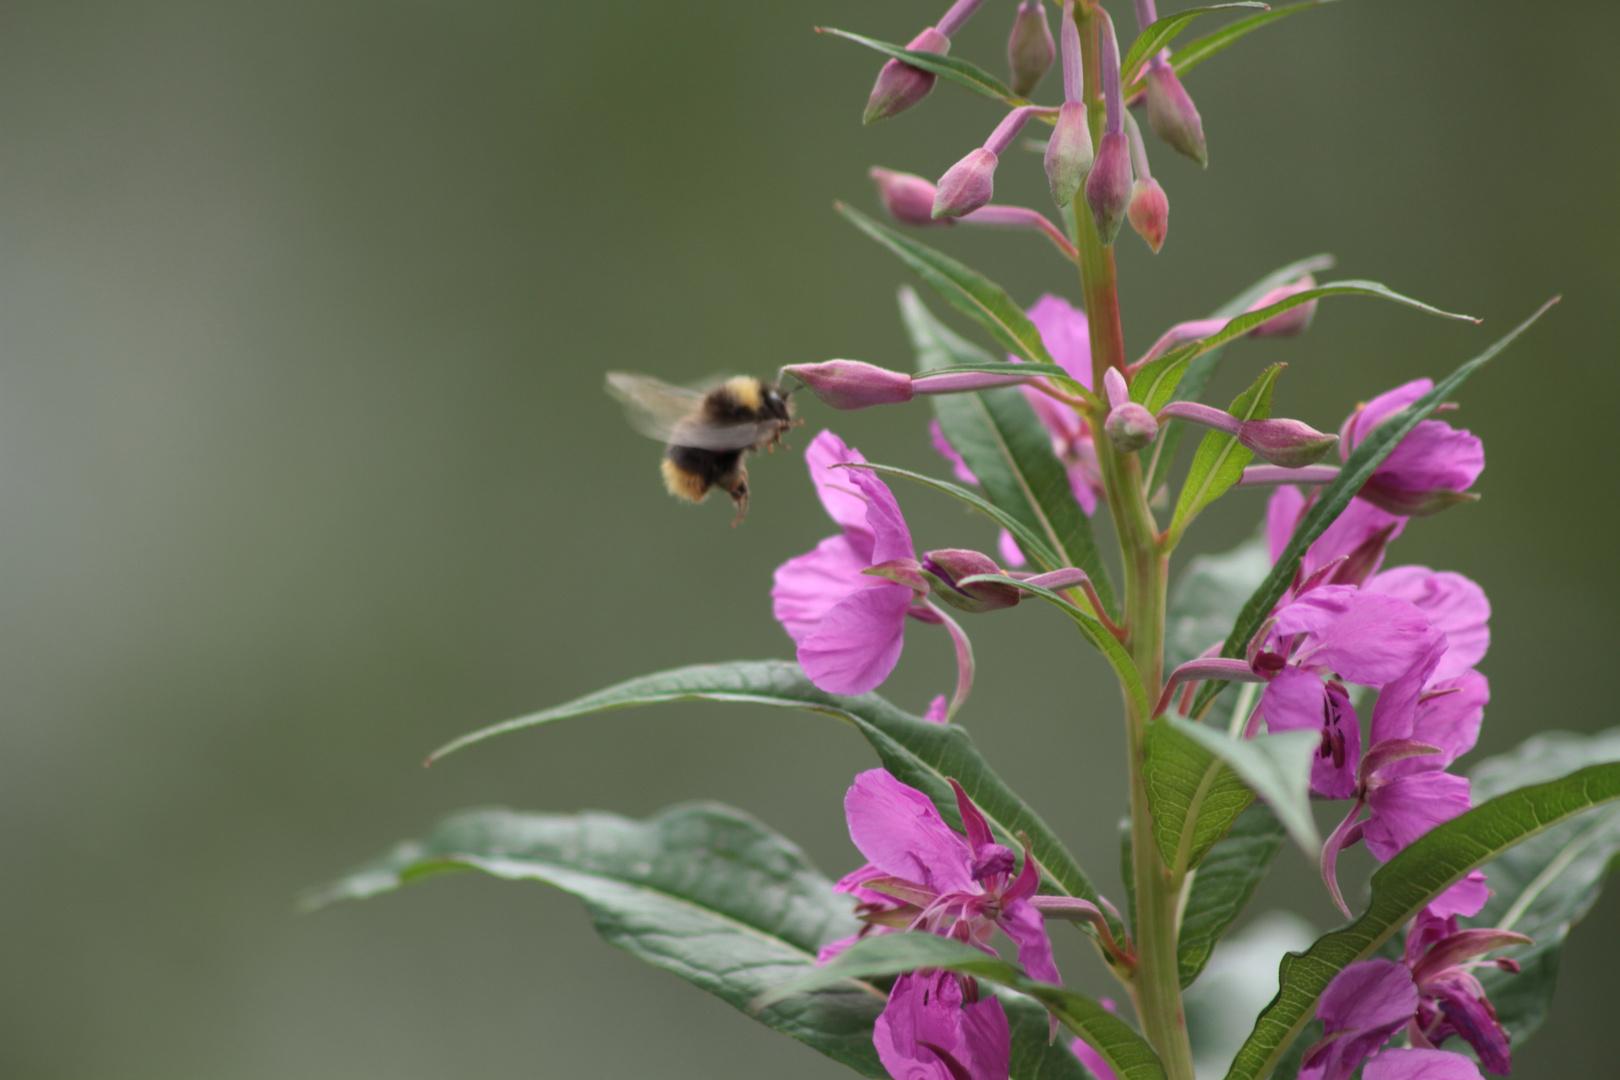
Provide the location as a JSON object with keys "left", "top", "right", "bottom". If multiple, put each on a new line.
{"left": 921, "top": 548, "right": 1023, "bottom": 613}
{"left": 1085, "top": 132, "right": 1132, "bottom": 245}
{"left": 781, "top": 360, "right": 915, "bottom": 410}
{"left": 1237, "top": 419, "right": 1338, "bottom": 468}
{"left": 1246, "top": 275, "right": 1318, "bottom": 338}
{"left": 865, "top": 27, "right": 950, "bottom": 124}
{"left": 870, "top": 168, "right": 947, "bottom": 227}
{"left": 1144, "top": 59, "right": 1207, "bottom": 166}
{"left": 1006, "top": 0, "right": 1055, "bottom": 97}
{"left": 1044, "top": 101, "right": 1093, "bottom": 207}
{"left": 933, "top": 148, "right": 999, "bottom": 219}
{"left": 1127, "top": 177, "right": 1168, "bottom": 253}
{"left": 1356, "top": 480, "right": 1481, "bottom": 518}
{"left": 1106, "top": 402, "right": 1158, "bottom": 452}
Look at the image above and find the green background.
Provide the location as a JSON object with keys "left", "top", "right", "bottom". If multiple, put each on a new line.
{"left": 2, "top": 1, "right": 1614, "bottom": 1076}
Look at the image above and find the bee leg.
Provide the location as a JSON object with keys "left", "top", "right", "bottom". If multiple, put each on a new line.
{"left": 722, "top": 466, "right": 750, "bottom": 526}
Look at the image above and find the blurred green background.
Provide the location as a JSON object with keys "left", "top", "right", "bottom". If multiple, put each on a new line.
{"left": 1, "top": 1, "right": 1614, "bottom": 1076}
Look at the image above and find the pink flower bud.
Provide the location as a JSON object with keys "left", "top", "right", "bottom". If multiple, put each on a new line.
{"left": 933, "top": 148, "right": 999, "bottom": 219}
{"left": 1127, "top": 177, "right": 1169, "bottom": 253}
{"left": 921, "top": 549, "right": 1023, "bottom": 613}
{"left": 865, "top": 27, "right": 950, "bottom": 124}
{"left": 1085, "top": 131, "right": 1132, "bottom": 244}
{"left": 1246, "top": 275, "right": 1319, "bottom": 338}
{"left": 1044, "top": 101, "right": 1093, "bottom": 208}
{"left": 870, "top": 167, "right": 948, "bottom": 228}
{"left": 1237, "top": 418, "right": 1338, "bottom": 468}
{"left": 1105, "top": 401, "right": 1158, "bottom": 452}
{"left": 1144, "top": 58, "right": 1207, "bottom": 166}
{"left": 781, "top": 360, "right": 915, "bottom": 410}
{"left": 1006, "top": 0, "right": 1055, "bottom": 97}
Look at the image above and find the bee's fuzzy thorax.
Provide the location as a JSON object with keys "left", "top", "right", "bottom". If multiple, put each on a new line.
{"left": 720, "top": 376, "right": 764, "bottom": 412}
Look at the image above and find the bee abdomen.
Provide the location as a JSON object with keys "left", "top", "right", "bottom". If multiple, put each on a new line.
{"left": 661, "top": 445, "right": 742, "bottom": 504}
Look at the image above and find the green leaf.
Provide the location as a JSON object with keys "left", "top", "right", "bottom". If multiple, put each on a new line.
{"left": 818, "top": 27, "right": 1025, "bottom": 106}
{"left": 1141, "top": 255, "right": 1335, "bottom": 498}
{"left": 1168, "top": 364, "right": 1282, "bottom": 543}
{"left": 306, "top": 803, "right": 889, "bottom": 1077}
{"left": 1223, "top": 757, "right": 1620, "bottom": 1080}
{"left": 1465, "top": 727, "right": 1620, "bottom": 1044}
{"left": 1131, "top": 281, "right": 1478, "bottom": 415}
{"left": 1165, "top": 535, "right": 1271, "bottom": 674}
{"left": 1141, "top": 1, "right": 1341, "bottom": 95}
{"left": 900, "top": 288, "right": 1117, "bottom": 614}
{"left": 841, "top": 205, "right": 1079, "bottom": 385}
{"left": 1166, "top": 717, "right": 1320, "bottom": 857}
{"left": 1120, "top": 3, "right": 1269, "bottom": 86}
{"left": 1144, "top": 717, "right": 1255, "bottom": 876}
{"left": 1190, "top": 298, "right": 1558, "bottom": 718}
{"left": 425, "top": 660, "right": 1122, "bottom": 942}
{"left": 1178, "top": 804, "right": 1288, "bottom": 988}
{"left": 759, "top": 933, "right": 1168, "bottom": 1080}
{"left": 911, "top": 361, "right": 1073, "bottom": 382}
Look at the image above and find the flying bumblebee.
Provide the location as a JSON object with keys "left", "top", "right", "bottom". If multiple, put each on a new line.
{"left": 606, "top": 372, "right": 797, "bottom": 525}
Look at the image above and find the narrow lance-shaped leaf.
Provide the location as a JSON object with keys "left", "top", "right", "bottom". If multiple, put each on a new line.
{"left": 757, "top": 932, "right": 1168, "bottom": 1080}
{"left": 840, "top": 204, "right": 1087, "bottom": 396}
{"left": 1465, "top": 727, "right": 1620, "bottom": 1044}
{"left": 1166, "top": 717, "right": 1320, "bottom": 857}
{"left": 1132, "top": 281, "right": 1478, "bottom": 415}
{"left": 1123, "top": 1, "right": 1342, "bottom": 99}
{"left": 1223, "top": 757, "right": 1620, "bottom": 1080}
{"left": 1168, "top": 363, "right": 1282, "bottom": 544}
{"left": 817, "top": 27, "right": 1027, "bottom": 106}
{"left": 1177, "top": 804, "right": 1288, "bottom": 988}
{"left": 305, "top": 804, "right": 890, "bottom": 1077}
{"left": 1191, "top": 298, "right": 1559, "bottom": 717}
{"left": 1120, "top": 2, "right": 1269, "bottom": 86}
{"left": 1142, "top": 255, "right": 1336, "bottom": 498}
{"left": 1143, "top": 716, "right": 1256, "bottom": 876}
{"left": 901, "top": 288, "right": 1117, "bottom": 615}
{"left": 912, "top": 361, "right": 1073, "bottom": 383}
{"left": 425, "top": 660, "right": 1123, "bottom": 941}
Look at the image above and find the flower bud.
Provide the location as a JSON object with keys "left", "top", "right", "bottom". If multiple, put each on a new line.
{"left": 781, "top": 360, "right": 915, "bottom": 410}
{"left": 1085, "top": 132, "right": 1132, "bottom": 245}
{"left": 1237, "top": 419, "right": 1338, "bottom": 468}
{"left": 1006, "top": 0, "right": 1055, "bottom": 97}
{"left": 1105, "top": 401, "right": 1158, "bottom": 452}
{"left": 1246, "top": 275, "right": 1318, "bottom": 338}
{"left": 1127, "top": 177, "right": 1168, "bottom": 253}
{"left": 921, "top": 549, "right": 1023, "bottom": 613}
{"left": 869, "top": 168, "right": 948, "bottom": 228}
{"left": 1144, "top": 58, "right": 1207, "bottom": 166}
{"left": 933, "top": 148, "right": 999, "bottom": 219}
{"left": 865, "top": 27, "right": 950, "bottom": 124}
{"left": 1043, "top": 101, "right": 1093, "bottom": 208}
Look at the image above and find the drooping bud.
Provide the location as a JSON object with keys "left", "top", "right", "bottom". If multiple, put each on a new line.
{"left": 1246, "top": 275, "right": 1319, "bottom": 338}
{"left": 1102, "top": 366, "right": 1157, "bottom": 451}
{"left": 921, "top": 549, "right": 1023, "bottom": 613}
{"left": 864, "top": 27, "right": 950, "bottom": 124}
{"left": 1044, "top": 102, "right": 1093, "bottom": 207}
{"left": 933, "top": 106, "right": 1053, "bottom": 219}
{"left": 781, "top": 360, "right": 915, "bottom": 410}
{"left": 933, "top": 148, "right": 1000, "bottom": 219}
{"left": 1144, "top": 58, "right": 1207, "bottom": 166}
{"left": 1127, "top": 179, "right": 1168, "bottom": 252}
{"left": 869, "top": 168, "right": 948, "bottom": 228}
{"left": 1006, "top": 0, "right": 1055, "bottom": 97}
{"left": 1237, "top": 418, "right": 1338, "bottom": 468}
{"left": 1086, "top": 133, "right": 1132, "bottom": 245}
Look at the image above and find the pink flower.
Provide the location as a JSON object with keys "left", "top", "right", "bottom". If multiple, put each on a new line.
{"left": 772, "top": 431, "right": 928, "bottom": 695}
{"left": 876, "top": 969, "right": 1010, "bottom": 1080}
{"left": 1340, "top": 380, "right": 1485, "bottom": 517}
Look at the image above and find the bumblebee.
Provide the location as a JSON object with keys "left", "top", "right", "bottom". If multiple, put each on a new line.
{"left": 606, "top": 372, "right": 797, "bottom": 524}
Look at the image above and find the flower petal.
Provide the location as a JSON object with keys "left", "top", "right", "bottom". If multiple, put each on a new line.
{"left": 1025, "top": 294, "right": 1093, "bottom": 389}
{"left": 1372, "top": 419, "right": 1483, "bottom": 495}
{"left": 930, "top": 419, "right": 980, "bottom": 486}
{"left": 1380, "top": 670, "right": 1488, "bottom": 777}
{"left": 1361, "top": 1048, "right": 1483, "bottom": 1080}
{"left": 804, "top": 429, "right": 875, "bottom": 536}
{"left": 851, "top": 466, "right": 915, "bottom": 567}
{"left": 875, "top": 971, "right": 1010, "bottom": 1080}
{"left": 798, "top": 582, "right": 913, "bottom": 695}
{"left": 1342, "top": 380, "right": 1432, "bottom": 453}
{"left": 1070, "top": 1037, "right": 1121, "bottom": 1080}
{"left": 1267, "top": 485, "right": 1308, "bottom": 564}
{"left": 844, "top": 768, "right": 974, "bottom": 894}
{"left": 1364, "top": 568, "right": 1489, "bottom": 681}
{"left": 999, "top": 897, "right": 1061, "bottom": 987}
{"left": 772, "top": 534, "right": 871, "bottom": 644}
{"left": 1426, "top": 870, "right": 1490, "bottom": 919}
{"left": 1363, "top": 771, "right": 1473, "bottom": 862}
{"left": 1306, "top": 959, "right": 1420, "bottom": 1080}
{"left": 1277, "top": 588, "right": 1441, "bottom": 687}
{"left": 1260, "top": 666, "right": 1360, "bottom": 799}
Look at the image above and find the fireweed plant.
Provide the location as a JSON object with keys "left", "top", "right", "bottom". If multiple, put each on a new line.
{"left": 307, "top": 4, "right": 1620, "bottom": 1080}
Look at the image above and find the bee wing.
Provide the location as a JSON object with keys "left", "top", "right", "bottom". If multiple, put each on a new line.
{"left": 606, "top": 372, "right": 705, "bottom": 442}
{"left": 606, "top": 371, "right": 785, "bottom": 451}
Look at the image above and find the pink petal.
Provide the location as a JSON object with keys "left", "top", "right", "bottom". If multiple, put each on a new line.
{"left": 1363, "top": 771, "right": 1473, "bottom": 862}
{"left": 843, "top": 768, "right": 975, "bottom": 894}
{"left": 850, "top": 466, "right": 915, "bottom": 566}
{"left": 804, "top": 430, "right": 875, "bottom": 536}
{"left": 1382, "top": 670, "right": 1488, "bottom": 776}
{"left": 772, "top": 534, "right": 871, "bottom": 644}
{"left": 1279, "top": 590, "right": 1441, "bottom": 687}
{"left": 1342, "top": 380, "right": 1432, "bottom": 453}
{"left": 924, "top": 695, "right": 950, "bottom": 723}
{"left": 1362, "top": 1048, "right": 1483, "bottom": 1080}
{"left": 1304, "top": 497, "right": 1406, "bottom": 582}
{"left": 931, "top": 419, "right": 980, "bottom": 486}
{"left": 1365, "top": 567, "right": 1489, "bottom": 682}
{"left": 1307, "top": 959, "right": 1420, "bottom": 1080}
{"left": 798, "top": 583, "right": 913, "bottom": 695}
{"left": 875, "top": 970, "right": 1010, "bottom": 1080}
{"left": 1372, "top": 420, "right": 1483, "bottom": 494}
{"left": 1070, "top": 1037, "right": 1121, "bottom": 1080}
{"left": 998, "top": 897, "right": 1061, "bottom": 987}
{"left": 1260, "top": 666, "right": 1360, "bottom": 799}
{"left": 996, "top": 529, "right": 1026, "bottom": 568}
{"left": 1025, "top": 294, "right": 1093, "bottom": 389}
{"left": 1267, "top": 485, "right": 1308, "bottom": 563}
{"left": 1367, "top": 643, "right": 1447, "bottom": 747}
{"left": 1426, "top": 870, "right": 1490, "bottom": 919}
{"left": 1424, "top": 978, "right": 1512, "bottom": 1073}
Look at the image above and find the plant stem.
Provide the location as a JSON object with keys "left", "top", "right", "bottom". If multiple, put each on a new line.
{"left": 1071, "top": 6, "right": 1194, "bottom": 1079}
